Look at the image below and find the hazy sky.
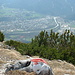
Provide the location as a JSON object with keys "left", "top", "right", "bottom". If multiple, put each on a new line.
{"left": 0, "top": 0, "right": 75, "bottom": 16}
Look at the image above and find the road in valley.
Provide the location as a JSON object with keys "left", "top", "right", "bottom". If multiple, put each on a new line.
{"left": 53, "top": 17, "right": 71, "bottom": 32}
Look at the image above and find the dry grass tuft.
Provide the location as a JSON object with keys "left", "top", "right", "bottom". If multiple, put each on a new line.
{"left": 0, "top": 48, "right": 27, "bottom": 62}
{"left": 5, "top": 70, "right": 36, "bottom": 75}
{"left": 47, "top": 60, "right": 75, "bottom": 75}
{"left": 0, "top": 60, "right": 6, "bottom": 64}
{"left": 53, "top": 68, "right": 75, "bottom": 75}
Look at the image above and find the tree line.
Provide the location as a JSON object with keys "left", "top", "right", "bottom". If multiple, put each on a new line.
{"left": 5, "top": 30, "right": 75, "bottom": 65}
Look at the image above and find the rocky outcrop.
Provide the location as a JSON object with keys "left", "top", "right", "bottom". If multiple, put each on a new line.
{"left": 0, "top": 47, "right": 75, "bottom": 75}
{"left": 5, "top": 58, "right": 54, "bottom": 75}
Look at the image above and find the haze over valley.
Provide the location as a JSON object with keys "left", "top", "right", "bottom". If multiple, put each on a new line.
{"left": 0, "top": 0, "right": 75, "bottom": 42}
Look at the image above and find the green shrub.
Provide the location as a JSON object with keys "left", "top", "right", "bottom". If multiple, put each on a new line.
{"left": 5, "top": 30, "right": 75, "bottom": 65}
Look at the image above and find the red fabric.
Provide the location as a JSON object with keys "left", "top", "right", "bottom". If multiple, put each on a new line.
{"left": 31, "top": 58, "right": 47, "bottom": 64}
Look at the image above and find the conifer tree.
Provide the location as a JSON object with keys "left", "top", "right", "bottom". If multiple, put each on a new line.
{"left": 0, "top": 31, "right": 4, "bottom": 42}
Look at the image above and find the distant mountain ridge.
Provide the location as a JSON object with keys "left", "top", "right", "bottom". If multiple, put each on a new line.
{"left": 0, "top": 0, "right": 75, "bottom": 16}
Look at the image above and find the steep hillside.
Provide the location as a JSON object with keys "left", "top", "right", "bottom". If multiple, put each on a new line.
{"left": 0, "top": 44, "right": 75, "bottom": 75}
